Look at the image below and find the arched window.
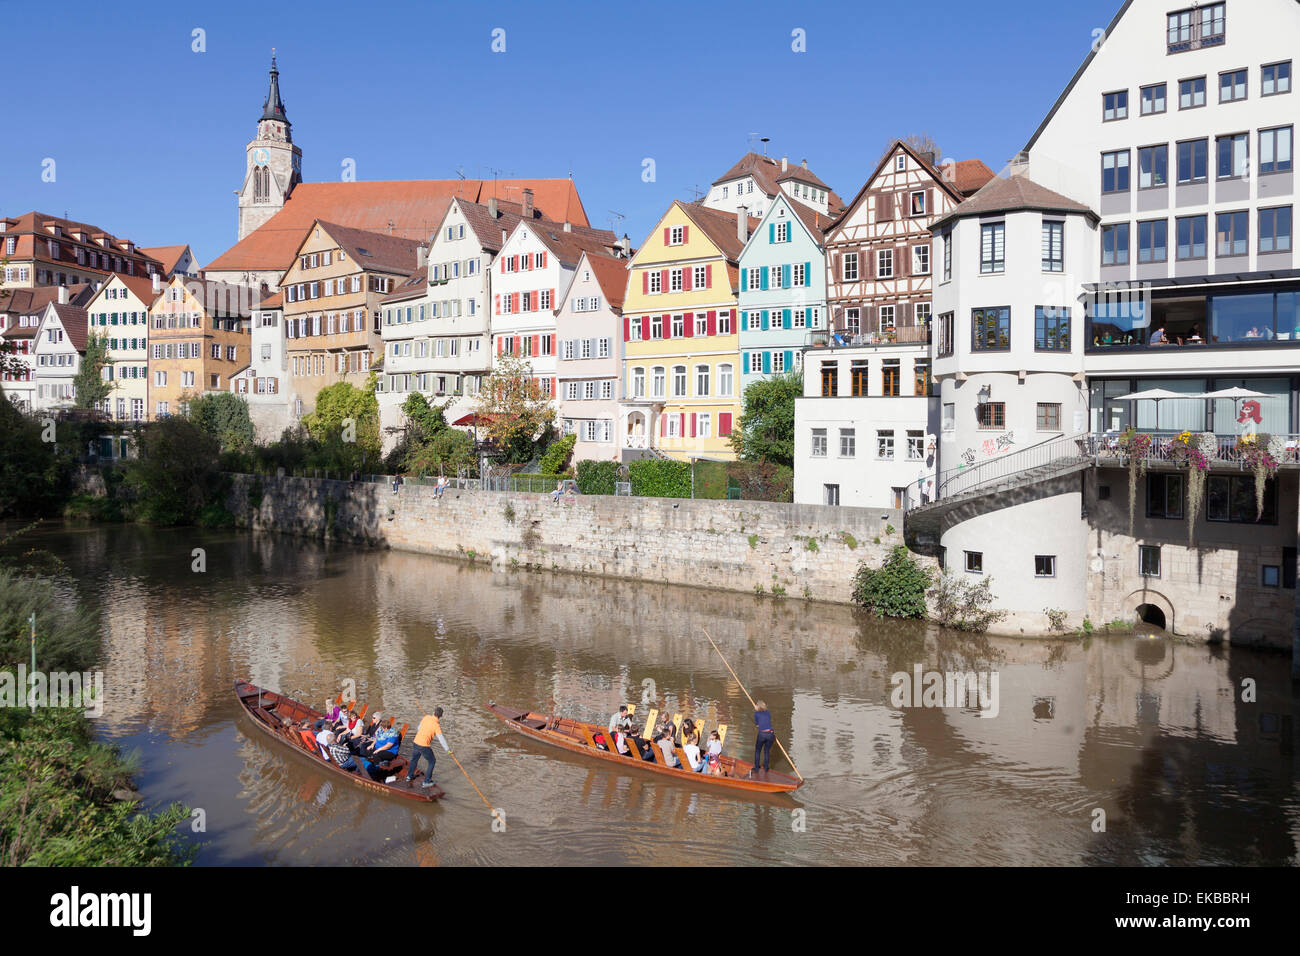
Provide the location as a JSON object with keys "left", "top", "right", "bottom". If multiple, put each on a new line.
{"left": 254, "top": 166, "right": 269, "bottom": 203}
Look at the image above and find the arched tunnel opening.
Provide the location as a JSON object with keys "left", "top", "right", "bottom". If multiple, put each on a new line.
{"left": 1135, "top": 603, "right": 1167, "bottom": 630}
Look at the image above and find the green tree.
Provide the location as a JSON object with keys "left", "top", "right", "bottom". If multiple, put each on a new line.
{"left": 124, "top": 416, "right": 221, "bottom": 525}
{"left": 730, "top": 371, "right": 802, "bottom": 467}
{"left": 473, "top": 353, "right": 556, "bottom": 462}
{"left": 853, "top": 546, "right": 932, "bottom": 619}
{"left": 301, "top": 374, "right": 381, "bottom": 471}
{"left": 72, "top": 332, "right": 114, "bottom": 410}
{"left": 0, "top": 399, "right": 67, "bottom": 517}
{"left": 401, "top": 392, "right": 446, "bottom": 439}
{"left": 187, "top": 391, "right": 255, "bottom": 452}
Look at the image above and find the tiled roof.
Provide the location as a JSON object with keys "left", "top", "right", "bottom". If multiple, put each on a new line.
{"left": 139, "top": 244, "right": 192, "bottom": 275}
{"left": 259, "top": 291, "right": 283, "bottom": 309}
{"left": 680, "top": 202, "right": 762, "bottom": 262}
{"left": 930, "top": 173, "right": 1098, "bottom": 230}
{"left": 711, "top": 152, "right": 846, "bottom": 213}
{"left": 382, "top": 268, "right": 428, "bottom": 304}
{"left": 166, "top": 275, "right": 260, "bottom": 318}
{"left": 313, "top": 220, "right": 424, "bottom": 276}
{"left": 115, "top": 274, "right": 163, "bottom": 306}
{"left": 786, "top": 199, "right": 834, "bottom": 240}
{"left": 527, "top": 221, "right": 621, "bottom": 268}
{"left": 948, "top": 159, "right": 997, "bottom": 197}
{"left": 1, "top": 283, "right": 94, "bottom": 317}
{"left": 1, "top": 211, "right": 162, "bottom": 273}
{"left": 47, "top": 302, "right": 89, "bottom": 352}
{"left": 582, "top": 252, "right": 632, "bottom": 312}
{"left": 204, "top": 179, "right": 590, "bottom": 275}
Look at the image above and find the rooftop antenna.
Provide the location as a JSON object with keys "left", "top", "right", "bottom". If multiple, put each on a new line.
{"left": 684, "top": 184, "right": 704, "bottom": 201}
{"left": 607, "top": 210, "right": 625, "bottom": 233}
{"left": 760, "top": 137, "right": 771, "bottom": 157}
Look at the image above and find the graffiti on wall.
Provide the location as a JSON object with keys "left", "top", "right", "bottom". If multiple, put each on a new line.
{"left": 959, "top": 430, "right": 1016, "bottom": 468}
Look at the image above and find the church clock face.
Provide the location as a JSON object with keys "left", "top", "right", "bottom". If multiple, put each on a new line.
{"left": 253, "top": 148, "right": 270, "bottom": 167}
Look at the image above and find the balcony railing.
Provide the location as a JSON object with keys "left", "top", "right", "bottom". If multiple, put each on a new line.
{"left": 624, "top": 434, "right": 647, "bottom": 449}
{"left": 806, "top": 325, "right": 931, "bottom": 349}
{"left": 1085, "top": 431, "right": 1300, "bottom": 467}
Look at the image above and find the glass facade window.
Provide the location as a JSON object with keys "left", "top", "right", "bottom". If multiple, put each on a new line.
{"left": 1138, "top": 145, "right": 1168, "bottom": 188}
{"left": 1177, "top": 139, "right": 1208, "bottom": 182}
{"left": 1034, "top": 306, "right": 1070, "bottom": 351}
{"left": 1102, "top": 223, "right": 1130, "bottom": 265}
{"left": 1207, "top": 476, "right": 1277, "bottom": 524}
{"left": 972, "top": 307, "right": 1010, "bottom": 350}
{"left": 1216, "top": 211, "right": 1249, "bottom": 257}
{"left": 1176, "top": 215, "right": 1207, "bottom": 259}
{"left": 1137, "top": 219, "right": 1168, "bottom": 262}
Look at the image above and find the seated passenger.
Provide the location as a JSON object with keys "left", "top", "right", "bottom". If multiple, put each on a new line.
{"left": 316, "top": 729, "right": 336, "bottom": 760}
{"left": 613, "top": 729, "right": 632, "bottom": 757}
{"left": 657, "top": 729, "right": 681, "bottom": 769}
{"left": 329, "top": 738, "right": 358, "bottom": 771}
{"left": 368, "top": 722, "right": 402, "bottom": 765}
{"left": 699, "top": 730, "right": 723, "bottom": 774}
{"left": 608, "top": 705, "right": 633, "bottom": 735}
{"left": 682, "top": 733, "right": 703, "bottom": 772}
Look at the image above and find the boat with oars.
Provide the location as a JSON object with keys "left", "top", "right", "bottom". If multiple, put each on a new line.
{"left": 235, "top": 679, "right": 445, "bottom": 802}
{"left": 486, "top": 702, "right": 804, "bottom": 794}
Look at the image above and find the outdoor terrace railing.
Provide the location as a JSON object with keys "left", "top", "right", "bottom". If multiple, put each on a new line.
{"left": 1083, "top": 431, "right": 1300, "bottom": 467}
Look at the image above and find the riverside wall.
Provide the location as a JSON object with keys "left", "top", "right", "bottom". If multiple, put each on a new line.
{"left": 224, "top": 474, "right": 907, "bottom": 604}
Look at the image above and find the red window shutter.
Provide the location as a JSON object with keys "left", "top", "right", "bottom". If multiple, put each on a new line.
{"left": 623, "top": 316, "right": 631, "bottom": 341}
{"left": 719, "top": 413, "right": 732, "bottom": 436}
{"left": 663, "top": 228, "right": 671, "bottom": 245}
{"left": 682, "top": 225, "right": 689, "bottom": 244}
{"left": 705, "top": 263, "right": 712, "bottom": 288}
{"left": 690, "top": 413, "right": 697, "bottom": 438}
{"left": 514, "top": 336, "right": 521, "bottom": 354}
{"left": 542, "top": 253, "right": 547, "bottom": 268}
{"left": 642, "top": 271, "right": 649, "bottom": 294}
{"left": 706, "top": 310, "right": 717, "bottom": 336}
{"left": 682, "top": 267, "right": 692, "bottom": 292}
{"left": 532, "top": 334, "right": 540, "bottom": 356}
{"left": 684, "top": 313, "right": 694, "bottom": 337}
{"left": 496, "top": 337, "right": 502, "bottom": 354}
{"left": 659, "top": 413, "right": 666, "bottom": 437}
{"left": 641, "top": 317, "right": 649, "bottom": 341}
{"left": 550, "top": 288, "right": 555, "bottom": 309}
{"left": 551, "top": 377, "right": 556, "bottom": 396}
{"left": 494, "top": 294, "right": 500, "bottom": 314}
{"left": 661, "top": 314, "right": 670, "bottom": 338}
{"left": 679, "top": 413, "right": 685, "bottom": 435}
{"left": 512, "top": 293, "right": 520, "bottom": 314}
{"left": 660, "top": 269, "right": 669, "bottom": 291}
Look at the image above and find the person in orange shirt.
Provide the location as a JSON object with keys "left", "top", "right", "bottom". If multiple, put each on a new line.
{"left": 405, "top": 707, "right": 451, "bottom": 789}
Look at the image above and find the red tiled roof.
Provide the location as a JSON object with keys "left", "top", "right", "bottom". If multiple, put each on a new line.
{"left": 47, "top": 302, "right": 89, "bottom": 352}
{"left": 204, "top": 179, "right": 590, "bottom": 275}
{"left": 139, "top": 244, "right": 192, "bottom": 275}
{"left": 313, "top": 220, "right": 424, "bottom": 276}
{"left": 115, "top": 274, "right": 163, "bottom": 306}
{"left": 948, "top": 159, "right": 997, "bottom": 197}
{"left": 1, "top": 211, "right": 162, "bottom": 273}
{"left": 382, "top": 268, "right": 428, "bottom": 304}
{"left": 582, "top": 252, "right": 632, "bottom": 312}
{"left": 711, "top": 153, "right": 846, "bottom": 214}
{"left": 1, "top": 283, "right": 94, "bottom": 317}
{"left": 259, "top": 291, "right": 283, "bottom": 309}
{"left": 930, "top": 173, "right": 1097, "bottom": 231}
{"left": 679, "top": 202, "right": 762, "bottom": 262}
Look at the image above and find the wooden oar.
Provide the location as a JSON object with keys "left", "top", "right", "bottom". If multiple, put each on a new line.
{"left": 701, "top": 626, "right": 803, "bottom": 781}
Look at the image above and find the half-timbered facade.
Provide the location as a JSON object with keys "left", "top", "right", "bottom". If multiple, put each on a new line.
{"left": 824, "top": 142, "right": 993, "bottom": 346}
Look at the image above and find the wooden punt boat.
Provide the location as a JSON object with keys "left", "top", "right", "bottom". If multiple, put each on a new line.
{"left": 486, "top": 702, "right": 803, "bottom": 794}
{"left": 234, "top": 679, "right": 445, "bottom": 802}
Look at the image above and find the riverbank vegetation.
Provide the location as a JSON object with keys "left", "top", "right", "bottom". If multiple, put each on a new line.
{"left": 0, "top": 533, "right": 193, "bottom": 865}
{"left": 852, "top": 546, "right": 932, "bottom": 619}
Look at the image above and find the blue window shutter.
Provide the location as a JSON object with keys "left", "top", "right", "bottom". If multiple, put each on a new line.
{"left": 742, "top": 351, "right": 750, "bottom": 371}
{"left": 740, "top": 311, "right": 747, "bottom": 331}
{"left": 740, "top": 269, "right": 748, "bottom": 291}
{"left": 805, "top": 261, "right": 812, "bottom": 285}
{"left": 762, "top": 351, "right": 771, "bottom": 374}
{"left": 761, "top": 309, "right": 770, "bottom": 331}
{"left": 769, "top": 223, "right": 775, "bottom": 243}
{"left": 782, "top": 264, "right": 791, "bottom": 288}
{"left": 784, "top": 350, "right": 793, "bottom": 371}
{"left": 783, "top": 309, "right": 792, "bottom": 329}
{"left": 760, "top": 267, "right": 769, "bottom": 290}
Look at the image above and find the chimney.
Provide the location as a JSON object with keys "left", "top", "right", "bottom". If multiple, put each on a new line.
{"left": 737, "top": 207, "right": 749, "bottom": 242}
{"left": 781, "top": 156, "right": 788, "bottom": 172}
{"left": 417, "top": 245, "right": 428, "bottom": 268}
{"left": 152, "top": 273, "right": 162, "bottom": 294}
{"left": 522, "top": 188, "right": 534, "bottom": 219}
{"left": 922, "top": 150, "right": 937, "bottom": 167}
{"left": 57, "top": 284, "right": 68, "bottom": 305}
{"left": 801, "top": 158, "right": 808, "bottom": 170}
{"left": 488, "top": 196, "right": 498, "bottom": 219}
{"left": 618, "top": 234, "right": 631, "bottom": 258}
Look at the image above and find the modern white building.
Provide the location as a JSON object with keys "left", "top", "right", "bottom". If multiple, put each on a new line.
{"left": 907, "top": 0, "right": 1300, "bottom": 648}
{"left": 795, "top": 340, "right": 938, "bottom": 508}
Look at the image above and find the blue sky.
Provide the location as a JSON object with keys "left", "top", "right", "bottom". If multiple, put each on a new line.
{"left": 1, "top": 0, "right": 1122, "bottom": 267}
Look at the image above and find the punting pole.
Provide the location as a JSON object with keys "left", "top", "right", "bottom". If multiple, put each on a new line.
{"left": 446, "top": 738, "right": 496, "bottom": 814}
{"left": 701, "top": 626, "right": 803, "bottom": 781}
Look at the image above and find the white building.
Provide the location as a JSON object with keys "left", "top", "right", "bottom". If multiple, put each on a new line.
{"left": 82, "top": 273, "right": 157, "bottom": 423}
{"left": 555, "top": 251, "right": 629, "bottom": 461}
{"left": 30, "top": 299, "right": 89, "bottom": 412}
{"left": 795, "top": 340, "right": 938, "bottom": 508}
{"left": 703, "top": 152, "right": 841, "bottom": 221}
{"left": 229, "top": 289, "right": 289, "bottom": 440}
{"left": 909, "top": 0, "right": 1300, "bottom": 646}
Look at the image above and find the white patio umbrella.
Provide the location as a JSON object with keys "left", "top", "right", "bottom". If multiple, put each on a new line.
{"left": 1111, "top": 388, "right": 1205, "bottom": 432}
{"left": 1200, "top": 387, "right": 1265, "bottom": 431}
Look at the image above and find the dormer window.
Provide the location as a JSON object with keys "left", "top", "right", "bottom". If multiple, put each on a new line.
{"left": 1167, "top": 3, "right": 1224, "bottom": 54}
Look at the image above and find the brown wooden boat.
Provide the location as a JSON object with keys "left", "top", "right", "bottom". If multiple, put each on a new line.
{"left": 486, "top": 702, "right": 803, "bottom": 794}
{"left": 235, "top": 679, "right": 445, "bottom": 802}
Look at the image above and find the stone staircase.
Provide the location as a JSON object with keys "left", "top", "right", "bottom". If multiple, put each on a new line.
{"left": 904, "top": 437, "right": 1095, "bottom": 557}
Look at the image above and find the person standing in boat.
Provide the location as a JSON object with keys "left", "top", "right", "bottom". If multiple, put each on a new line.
{"left": 752, "top": 701, "right": 775, "bottom": 775}
{"left": 406, "top": 707, "right": 451, "bottom": 789}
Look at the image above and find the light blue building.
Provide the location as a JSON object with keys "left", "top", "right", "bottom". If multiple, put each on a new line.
{"left": 737, "top": 194, "right": 829, "bottom": 392}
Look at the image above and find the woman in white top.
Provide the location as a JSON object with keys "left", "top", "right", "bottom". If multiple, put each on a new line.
{"left": 698, "top": 730, "right": 723, "bottom": 772}
{"left": 682, "top": 733, "right": 703, "bottom": 772}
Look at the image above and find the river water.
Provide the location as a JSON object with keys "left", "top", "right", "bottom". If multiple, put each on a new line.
{"left": 13, "top": 522, "right": 1299, "bottom": 866}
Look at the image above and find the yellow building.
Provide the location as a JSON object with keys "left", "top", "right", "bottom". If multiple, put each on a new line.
{"left": 620, "top": 201, "right": 753, "bottom": 460}
{"left": 281, "top": 220, "right": 422, "bottom": 419}
{"left": 148, "top": 275, "right": 254, "bottom": 418}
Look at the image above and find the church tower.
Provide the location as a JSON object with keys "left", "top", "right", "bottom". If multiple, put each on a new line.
{"left": 236, "top": 52, "right": 303, "bottom": 241}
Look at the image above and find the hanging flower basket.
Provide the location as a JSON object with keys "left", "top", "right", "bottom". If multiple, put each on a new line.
{"left": 1169, "top": 432, "right": 1214, "bottom": 545}
{"left": 1240, "top": 433, "right": 1280, "bottom": 521}
{"left": 1117, "top": 427, "right": 1152, "bottom": 535}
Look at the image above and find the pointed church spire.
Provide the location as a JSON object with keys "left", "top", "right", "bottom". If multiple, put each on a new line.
{"left": 261, "top": 50, "right": 288, "bottom": 125}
